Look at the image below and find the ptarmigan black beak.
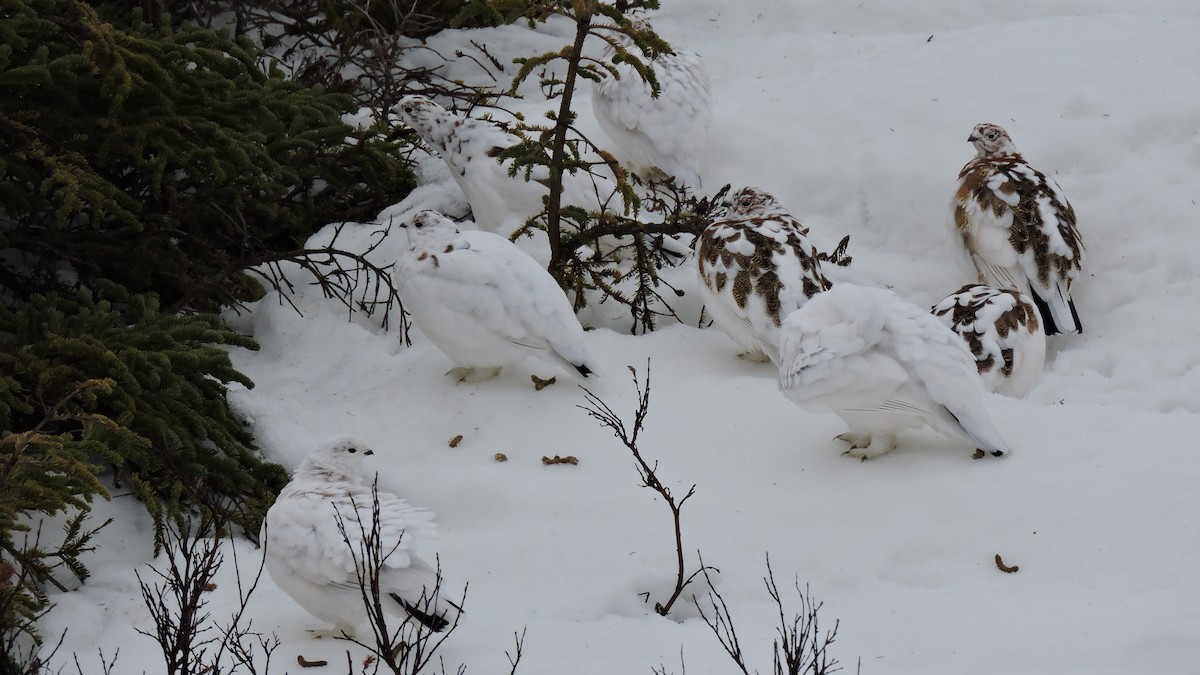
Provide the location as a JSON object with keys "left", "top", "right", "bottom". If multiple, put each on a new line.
{"left": 364, "top": 449, "right": 374, "bottom": 456}
{"left": 968, "top": 134, "right": 979, "bottom": 142}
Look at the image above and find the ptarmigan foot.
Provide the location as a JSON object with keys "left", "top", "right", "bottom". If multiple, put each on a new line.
{"left": 838, "top": 433, "right": 897, "bottom": 461}
{"left": 308, "top": 625, "right": 355, "bottom": 639}
{"left": 836, "top": 431, "right": 871, "bottom": 448}
{"left": 446, "top": 366, "right": 502, "bottom": 383}
{"left": 737, "top": 350, "right": 771, "bottom": 364}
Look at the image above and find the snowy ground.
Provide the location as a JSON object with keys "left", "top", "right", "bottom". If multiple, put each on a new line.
{"left": 40, "top": 2, "right": 1200, "bottom": 673}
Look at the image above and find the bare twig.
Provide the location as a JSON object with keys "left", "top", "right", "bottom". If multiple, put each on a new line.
{"left": 505, "top": 627, "right": 526, "bottom": 675}
{"left": 133, "top": 505, "right": 277, "bottom": 675}
{"left": 72, "top": 646, "right": 120, "bottom": 675}
{"left": 239, "top": 222, "right": 413, "bottom": 343}
{"left": 331, "top": 480, "right": 467, "bottom": 675}
{"left": 134, "top": 511, "right": 227, "bottom": 675}
{"left": 694, "top": 555, "right": 846, "bottom": 675}
{"left": 579, "top": 361, "right": 710, "bottom": 615}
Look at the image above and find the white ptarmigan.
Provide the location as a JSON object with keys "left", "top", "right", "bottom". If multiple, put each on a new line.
{"left": 395, "top": 210, "right": 595, "bottom": 383}
{"left": 932, "top": 284, "right": 1046, "bottom": 398}
{"left": 261, "top": 435, "right": 457, "bottom": 637}
{"left": 394, "top": 95, "right": 624, "bottom": 238}
{"left": 591, "top": 21, "right": 713, "bottom": 191}
{"left": 697, "top": 187, "right": 833, "bottom": 365}
{"left": 951, "top": 123, "right": 1085, "bottom": 335}
{"left": 778, "top": 284, "right": 1010, "bottom": 460}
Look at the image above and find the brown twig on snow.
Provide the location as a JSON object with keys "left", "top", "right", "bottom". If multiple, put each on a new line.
{"left": 579, "top": 361, "right": 712, "bottom": 615}
{"left": 695, "top": 554, "right": 847, "bottom": 675}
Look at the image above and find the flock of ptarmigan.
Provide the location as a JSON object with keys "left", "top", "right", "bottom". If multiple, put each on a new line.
{"left": 263, "top": 20, "right": 1085, "bottom": 637}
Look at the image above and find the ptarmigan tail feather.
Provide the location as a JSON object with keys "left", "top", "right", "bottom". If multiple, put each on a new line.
{"left": 1029, "top": 286, "right": 1082, "bottom": 335}
{"left": 382, "top": 558, "right": 462, "bottom": 632}
{"left": 943, "top": 406, "right": 1010, "bottom": 456}
{"left": 389, "top": 593, "right": 466, "bottom": 632}
{"left": 544, "top": 346, "right": 594, "bottom": 379}
{"left": 390, "top": 593, "right": 451, "bottom": 631}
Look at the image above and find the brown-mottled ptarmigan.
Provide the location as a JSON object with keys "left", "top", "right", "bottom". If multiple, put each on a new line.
{"left": 697, "top": 187, "right": 834, "bottom": 365}
{"left": 932, "top": 284, "right": 1046, "bottom": 398}
{"left": 951, "top": 123, "right": 1084, "bottom": 335}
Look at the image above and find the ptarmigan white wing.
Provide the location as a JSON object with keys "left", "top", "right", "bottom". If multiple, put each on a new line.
{"left": 778, "top": 288, "right": 914, "bottom": 413}
{"left": 778, "top": 284, "right": 1009, "bottom": 458}
{"left": 952, "top": 123, "right": 1084, "bottom": 335}
{"left": 266, "top": 481, "right": 438, "bottom": 589}
{"left": 932, "top": 284, "right": 1046, "bottom": 398}
{"left": 396, "top": 211, "right": 594, "bottom": 378}
{"left": 592, "top": 35, "right": 712, "bottom": 190}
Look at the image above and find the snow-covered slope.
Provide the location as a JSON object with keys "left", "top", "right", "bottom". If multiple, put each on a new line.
{"left": 40, "top": 2, "right": 1200, "bottom": 673}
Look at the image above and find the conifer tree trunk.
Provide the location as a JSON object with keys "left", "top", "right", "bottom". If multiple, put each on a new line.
{"left": 546, "top": 1, "right": 596, "bottom": 276}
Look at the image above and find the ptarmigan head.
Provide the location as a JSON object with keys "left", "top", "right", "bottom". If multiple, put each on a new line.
{"left": 719, "top": 187, "right": 786, "bottom": 220}
{"left": 399, "top": 210, "right": 460, "bottom": 249}
{"left": 394, "top": 95, "right": 449, "bottom": 139}
{"left": 968, "top": 123, "right": 1019, "bottom": 158}
{"left": 296, "top": 434, "right": 374, "bottom": 482}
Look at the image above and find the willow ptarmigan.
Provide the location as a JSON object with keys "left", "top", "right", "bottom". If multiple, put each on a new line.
{"left": 395, "top": 210, "right": 595, "bottom": 383}
{"left": 697, "top": 187, "right": 834, "bottom": 365}
{"left": 951, "top": 123, "right": 1084, "bottom": 335}
{"left": 778, "top": 284, "right": 1011, "bottom": 461}
{"left": 395, "top": 95, "right": 622, "bottom": 238}
{"left": 932, "top": 284, "right": 1046, "bottom": 398}
{"left": 591, "top": 20, "right": 713, "bottom": 191}
{"left": 262, "top": 435, "right": 458, "bottom": 638}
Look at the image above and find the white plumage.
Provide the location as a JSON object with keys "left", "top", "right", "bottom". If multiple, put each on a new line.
{"left": 932, "top": 284, "right": 1046, "bottom": 398}
{"left": 778, "top": 284, "right": 1010, "bottom": 460}
{"left": 261, "top": 435, "right": 456, "bottom": 637}
{"left": 395, "top": 95, "right": 624, "bottom": 238}
{"left": 697, "top": 187, "right": 833, "bottom": 365}
{"left": 395, "top": 210, "right": 595, "bottom": 382}
{"left": 591, "top": 21, "right": 713, "bottom": 191}
{"left": 951, "top": 123, "right": 1084, "bottom": 335}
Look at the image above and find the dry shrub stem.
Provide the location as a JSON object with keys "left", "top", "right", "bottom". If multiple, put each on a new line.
{"left": 695, "top": 554, "right": 849, "bottom": 675}
{"left": 579, "top": 360, "right": 712, "bottom": 616}
{"left": 331, "top": 479, "right": 466, "bottom": 675}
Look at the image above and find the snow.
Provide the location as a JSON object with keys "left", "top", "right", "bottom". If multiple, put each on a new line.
{"left": 37, "top": 1, "right": 1200, "bottom": 673}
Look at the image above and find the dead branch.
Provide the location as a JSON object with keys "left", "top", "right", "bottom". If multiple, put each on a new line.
{"left": 579, "top": 361, "right": 710, "bottom": 615}
{"left": 332, "top": 480, "right": 466, "bottom": 675}
{"left": 694, "top": 554, "right": 846, "bottom": 675}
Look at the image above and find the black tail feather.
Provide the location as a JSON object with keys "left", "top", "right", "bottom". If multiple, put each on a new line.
{"left": 574, "top": 363, "right": 593, "bottom": 378}
{"left": 1029, "top": 290, "right": 1082, "bottom": 336}
{"left": 390, "top": 593, "right": 450, "bottom": 632}
{"left": 1067, "top": 298, "right": 1082, "bottom": 335}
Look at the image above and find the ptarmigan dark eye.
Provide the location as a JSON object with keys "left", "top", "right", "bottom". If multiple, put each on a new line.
{"left": 404, "top": 106, "right": 413, "bottom": 114}
{"left": 740, "top": 200, "right": 752, "bottom": 208}
{"left": 986, "top": 132, "right": 997, "bottom": 140}
{"left": 347, "top": 447, "right": 357, "bottom": 454}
